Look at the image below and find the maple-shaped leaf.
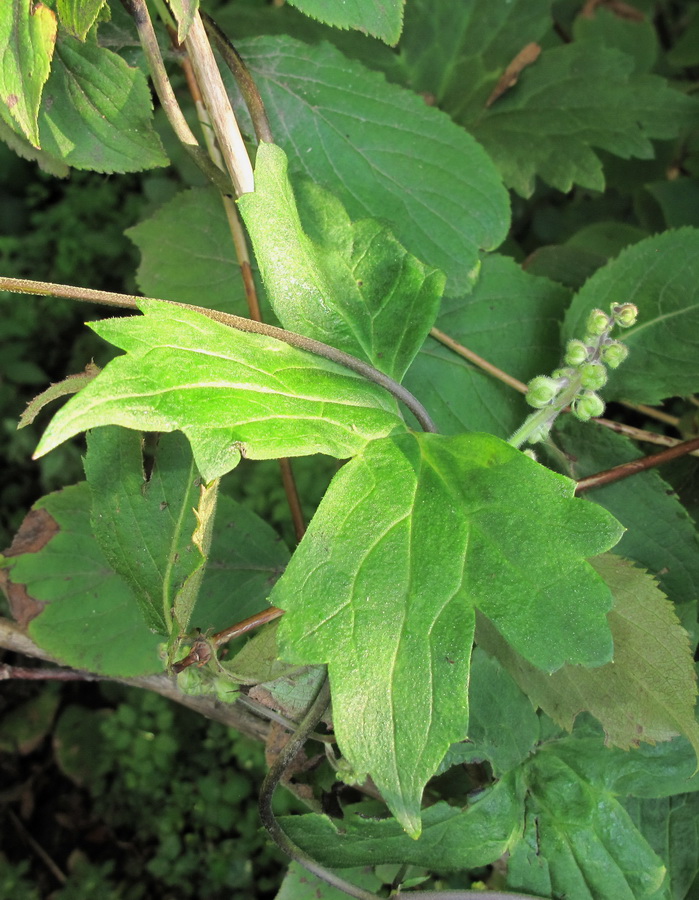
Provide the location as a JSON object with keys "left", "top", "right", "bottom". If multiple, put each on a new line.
{"left": 33, "top": 299, "right": 405, "bottom": 481}
{"left": 477, "top": 555, "right": 699, "bottom": 759}
{"left": 273, "top": 432, "right": 623, "bottom": 835}
{"left": 470, "top": 43, "right": 699, "bottom": 196}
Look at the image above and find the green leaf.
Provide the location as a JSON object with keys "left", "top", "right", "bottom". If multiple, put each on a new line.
{"left": 126, "top": 187, "right": 259, "bottom": 317}
{"left": 281, "top": 772, "right": 524, "bottom": 870}
{"left": 0, "top": 114, "right": 68, "bottom": 177}
{"left": 239, "top": 143, "right": 444, "bottom": 381}
{"left": 19, "top": 363, "right": 99, "bottom": 428}
{"left": 83, "top": 427, "right": 208, "bottom": 635}
{"left": 0, "top": 484, "right": 163, "bottom": 676}
{"left": 404, "top": 253, "right": 570, "bottom": 437}
{"left": 235, "top": 35, "right": 510, "bottom": 294}
{"left": 37, "top": 32, "right": 168, "bottom": 173}
{"left": 274, "top": 431, "right": 622, "bottom": 834}
{"left": 551, "top": 419, "right": 699, "bottom": 606}
{"left": 625, "top": 794, "right": 699, "bottom": 900}
{"left": 56, "top": 0, "right": 106, "bottom": 41}
{"left": 572, "top": 7, "right": 659, "bottom": 74}
{"left": 223, "top": 621, "right": 303, "bottom": 685}
{"left": 470, "top": 43, "right": 699, "bottom": 196}
{"left": 275, "top": 861, "right": 382, "bottom": 900}
{"left": 34, "top": 299, "right": 406, "bottom": 482}
{"left": 508, "top": 753, "right": 668, "bottom": 900}
{"left": 394, "top": 0, "right": 553, "bottom": 118}
{"left": 457, "top": 647, "right": 540, "bottom": 776}
{"left": 285, "top": 0, "right": 404, "bottom": 45}
{"left": 478, "top": 555, "right": 699, "bottom": 758}
{"left": 167, "top": 0, "right": 198, "bottom": 43}
{"left": 563, "top": 228, "right": 699, "bottom": 404}
{"left": 0, "top": 0, "right": 57, "bottom": 147}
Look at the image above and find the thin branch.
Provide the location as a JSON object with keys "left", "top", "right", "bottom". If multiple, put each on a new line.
{"left": 0, "top": 663, "right": 101, "bottom": 681}
{"left": 124, "top": 0, "right": 235, "bottom": 196}
{"left": 576, "top": 436, "right": 699, "bottom": 494}
{"left": 593, "top": 417, "right": 699, "bottom": 456}
{"left": 202, "top": 12, "right": 274, "bottom": 144}
{"left": 184, "top": 11, "right": 254, "bottom": 194}
{"left": 619, "top": 401, "right": 680, "bottom": 427}
{"left": 0, "top": 277, "right": 437, "bottom": 433}
{"left": 5, "top": 807, "right": 67, "bottom": 886}
{"left": 429, "top": 327, "right": 528, "bottom": 394}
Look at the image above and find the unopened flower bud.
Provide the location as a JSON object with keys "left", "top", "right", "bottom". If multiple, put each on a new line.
{"left": 586, "top": 308, "right": 611, "bottom": 336}
{"left": 611, "top": 303, "right": 638, "bottom": 327}
{"left": 572, "top": 390, "right": 605, "bottom": 422}
{"left": 579, "top": 362, "right": 608, "bottom": 391}
{"left": 600, "top": 340, "right": 629, "bottom": 369}
{"left": 564, "top": 340, "right": 590, "bottom": 367}
{"left": 526, "top": 376, "right": 560, "bottom": 408}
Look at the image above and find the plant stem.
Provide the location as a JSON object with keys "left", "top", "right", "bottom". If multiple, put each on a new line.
{"left": 575, "top": 435, "right": 699, "bottom": 494}
{"left": 184, "top": 12, "right": 254, "bottom": 194}
{"left": 429, "top": 327, "right": 528, "bottom": 394}
{"left": 124, "top": 0, "right": 235, "bottom": 197}
{"left": 0, "top": 277, "right": 437, "bottom": 433}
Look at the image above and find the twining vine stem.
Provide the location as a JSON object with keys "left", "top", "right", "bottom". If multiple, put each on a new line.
{"left": 0, "top": 278, "right": 437, "bottom": 433}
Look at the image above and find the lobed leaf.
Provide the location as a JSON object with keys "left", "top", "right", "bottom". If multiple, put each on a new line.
{"left": 478, "top": 555, "right": 699, "bottom": 758}
{"left": 0, "top": 0, "right": 57, "bottom": 147}
{"left": 37, "top": 32, "right": 168, "bottom": 173}
{"left": 34, "top": 299, "right": 406, "bottom": 482}
{"left": 470, "top": 43, "right": 699, "bottom": 196}
{"left": 286, "top": 0, "right": 404, "bottom": 45}
{"left": 239, "top": 142, "right": 444, "bottom": 381}
{"left": 235, "top": 35, "right": 510, "bottom": 294}
{"left": 563, "top": 228, "right": 699, "bottom": 404}
{"left": 274, "top": 431, "right": 622, "bottom": 834}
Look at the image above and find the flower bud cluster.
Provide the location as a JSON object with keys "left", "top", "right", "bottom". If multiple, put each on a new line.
{"left": 524, "top": 301, "right": 637, "bottom": 429}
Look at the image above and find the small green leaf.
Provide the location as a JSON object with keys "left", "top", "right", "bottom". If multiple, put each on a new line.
{"left": 508, "top": 753, "right": 668, "bottom": 900}
{"left": 19, "top": 363, "right": 99, "bottom": 428}
{"left": 126, "top": 187, "right": 260, "bottom": 317}
{"left": 239, "top": 143, "right": 444, "bottom": 381}
{"left": 83, "top": 427, "right": 207, "bottom": 635}
{"left": 0, "top": 0, "right": 57, "bottom": 147}
{"left": 1, "top": 484, "right": 164, "bottom": 677}
{"left": 223, "top": 621, "right": 303, "bottom": 685}
{"left": 285, "top": 0, "right": 404, "bottom": 45}
{"left": 56, "top": 0, "right": 106, "bottom": 41}
{"left": 404, "top": 253, "right": 570, "bottom": 437}
{"left": 478, "top": 555, "right": 699, "bottom": 759}
{"left": 235, "top": 36, "right": 510, "bottom": 294}
{"left": 470, "top": 43, "right": 699, "bottom": 196}
{"left": 563, "top": 228, "right": 699, "bottom": 404}
{"left": 281, "top": 772, "right": 525, "bottom": 870}
{"left": 167, "top": 0, "right": 198, "bottom": 43}
{"left": 34, "top": 299, "right": 406, "bottom": 481}
{"left": 38, "top": 32, "right": 168, "bottom": 173}
{"left": 573, "top": 7, "right": 658, "bottom": 74}
{"left": 274, "top": 432, "right": 622, "bottom": 834}
{"left": 0, "top": 685, "right": 60, "bottom": 755}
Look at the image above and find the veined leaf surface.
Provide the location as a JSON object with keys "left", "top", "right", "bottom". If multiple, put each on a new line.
{"left": 274, "top": 431, "right": 623, "bottom": 834}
